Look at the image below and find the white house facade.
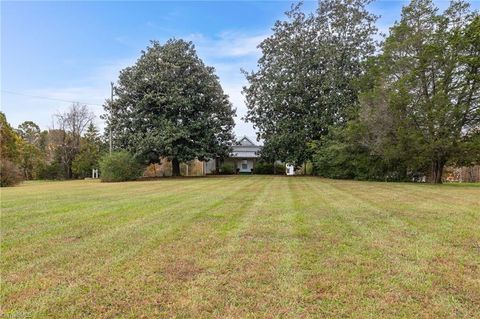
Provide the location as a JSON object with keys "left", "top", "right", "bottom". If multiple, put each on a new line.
{"left": 205, "top": 136, "right": 261, "bottom": 174}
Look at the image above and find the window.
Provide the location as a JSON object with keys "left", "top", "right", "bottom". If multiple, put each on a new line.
{"left": 241, "top": 163, "right": 248, "bottom": 170}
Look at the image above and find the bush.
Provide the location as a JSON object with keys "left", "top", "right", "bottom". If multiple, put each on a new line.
{"left": 304, "top": 162, "right": 314, "bottom": 175}
{"left": 99, "top": 151, "right": 142, "bottom": 182}
{"left": 36, "top": 162, "right": 64, "bottom": 180}
{"left": 72, "top": 151, "right": 100, "bottom": 179}
{"left": 1, "top": 159, "right": 24, "bottom": 187}
{"left": 219, "top": 163, "right": 235, "bottom": 174}
{"left": 311, "top": 132, "right": 397, "bottom": 181}
{"left": 251, "top": 162, "right": 285, "bottom": 175}
{"left": 274, "top": 163, "right": 286, "bottom": 175}
{"left": 253, "top": 162, "right": 274, "bottom": 174}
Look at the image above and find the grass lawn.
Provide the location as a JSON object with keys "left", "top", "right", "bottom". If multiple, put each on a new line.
{"left": 1, "top": 176, "right": 479, "bottom": 318}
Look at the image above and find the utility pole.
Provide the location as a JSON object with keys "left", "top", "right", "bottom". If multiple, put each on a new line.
{"left": 109, "top": 82, "right": 113, "bottom": 155}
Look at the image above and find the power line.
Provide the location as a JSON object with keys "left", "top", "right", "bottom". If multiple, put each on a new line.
{"left": 1, "top": 89, "right": 104, "bottom": 107}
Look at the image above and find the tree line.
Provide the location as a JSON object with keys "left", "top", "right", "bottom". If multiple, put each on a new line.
{"left": 1, "top": 104, "right": 104, "bottom": 186}
{"left": 2, "top": 0, "right": 478, "bottom": 185}
{"left": 243, "top": 0, "right": 479, "bottom": 183}
{"left": 2, "top": 39, "right": 237, "bottom": 185}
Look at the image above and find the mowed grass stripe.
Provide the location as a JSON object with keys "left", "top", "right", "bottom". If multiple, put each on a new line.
{"left": 302, "top": 177, "right": 479, "bottom": 317}
{"left": 32, "top": 176, "right": 270, "bottom": 318}
{"left": 328, "top": 179, "right": 480, "bottom": 249}
{"left": 106, "top": 176, "right": 273, "bottom": 318}
{"left": 1, "top": 176, "right": 479, "bottom": 318}
{"left": 1, "top": 178, "right": 227, "bottom": 232}
{"left": 320, "top": 177, "right": 479, "bottom": 254}
{"left": 325, "top": 178, "right": 480, "bottom": 208}
{"left": 1, "top": 178, "right": 235, "bottom": 247}
{"left": 296, "top": 178, "right": 388, "bottom": 316}
{"left": 307, "top": 178, "right": 460, "bottom": 316}
{"left": 1, "top": 177, "right": 235, "bottom": 270}
{"left": 1, "top": 177, "right": 257, "bottom": 314}
{"left": 168, "top": 177, "right": 310, "bottom": 318}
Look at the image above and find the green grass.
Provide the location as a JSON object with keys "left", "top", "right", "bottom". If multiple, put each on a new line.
{"left": 1, "top": 176, "right": 479, "bottom": 318}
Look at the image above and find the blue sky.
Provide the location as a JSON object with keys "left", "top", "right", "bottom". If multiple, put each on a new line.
{"left": 2, "top": 0, "right": 479, "bottom": 138}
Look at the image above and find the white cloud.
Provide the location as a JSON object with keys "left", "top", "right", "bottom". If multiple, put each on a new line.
{"left": 185, "top": 31, "right": 269, "bottom": 138}
{"left": 185, "top": 31, "right": 268, "bottom": 59}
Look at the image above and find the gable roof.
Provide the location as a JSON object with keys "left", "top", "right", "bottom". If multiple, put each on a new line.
{"left": 230, "top": 136, "right": 261, "bottom": 158}
{"left": 237, "top": 136, "right": 256, "bottom": 147}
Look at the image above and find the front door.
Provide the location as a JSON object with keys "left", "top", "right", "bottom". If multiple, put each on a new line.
{"left": 239, "top": 159, "right": 253, "bottom": 173}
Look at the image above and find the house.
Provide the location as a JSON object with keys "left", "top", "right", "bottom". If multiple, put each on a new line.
{"left": 143, "top": 136, "right": 292, "bottom": 177}
{"left": 205, "top": 136, "right": 261, "bottom": 174}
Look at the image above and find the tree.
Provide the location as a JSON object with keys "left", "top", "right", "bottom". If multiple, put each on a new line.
{"left": 18, "top": 142, "right": 45, "bottom": 180}
{"left": 54, "top": 103, "right": 95, "bottom": 178}
{"left": 104, "top": 39, "right": 236, "bottom": 176}
{"left": 17, "top": 121, "right": 41, "bottom": 145}
{"left": 364, "top": 0, "right": 480, "bottom": 183}
{"left": 0, "top": 112, "right": 24, "bottom": 186}
{"left": 15, "top": 121, "right": 47, "bottom": 179}
{"left": 1, "top": 112, "right": 21, "bottom": 162}
{"left": 72, "top": 123, "right": 103, "bottom": 178}
{"left": 243, "top": 0, "right": 378, "bottom": 166}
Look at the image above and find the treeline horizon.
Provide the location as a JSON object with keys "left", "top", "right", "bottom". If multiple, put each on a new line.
{"left": 2, "top": 0, "right": 479, "bottom": 186}
{"left": 1, "top": 105, "right": 107, "bottom": 186}
{"left": 243, "top": 0, "right": 479, "bottom": 183}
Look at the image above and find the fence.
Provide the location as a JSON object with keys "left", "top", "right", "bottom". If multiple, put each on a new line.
{"left": 444, "top": 166, "right": 480, "bottom": 183}
{"left": 143, "top": 158, "right": 205, "bottom": 177}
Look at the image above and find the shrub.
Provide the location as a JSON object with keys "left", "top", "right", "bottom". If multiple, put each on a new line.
{"left": 304, "top": 161, "right": 314, "bottom": 175}
{"left": 251, "top": 162, "right": 285, "bottom": 175}
{"left": 99, "top": 151, "right": 142, "bottom": 182}
{"left": 219, "top": 163, "right": 235, "bottom": 174}
{"left": 1, "top": 159, "right": 24, "bottom": 187}
{"left": 36, "top": 162, "right": 64, "bottom": 180}
{"left": 253, "top": 162, "right": 274, "bottom": 174}
{"left": 274, "top": 163, "right": 286, "bottom": 175}
{"left": 72, "top": 150, "right": 100, "bottom": 179}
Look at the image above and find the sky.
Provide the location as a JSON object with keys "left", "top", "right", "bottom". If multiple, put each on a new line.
{"left": 2, "top": 0, "right": 479, "bottom": 140}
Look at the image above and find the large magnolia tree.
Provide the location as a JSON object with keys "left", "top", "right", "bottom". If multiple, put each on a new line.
{"left": 243, "top": 0, "right": 378, "bottom": 165}
{"left": 105, "top": 39, "right": 235, "bottom": 176}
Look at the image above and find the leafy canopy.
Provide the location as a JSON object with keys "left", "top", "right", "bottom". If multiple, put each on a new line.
{"left": 243, "top": 0, "right": 378, "bottom": 166}
{"left": 359, "top": 0, "right": 480, "bottom": 182}
{"left": 104, "top": 39, "right": 236, "bottom": 175}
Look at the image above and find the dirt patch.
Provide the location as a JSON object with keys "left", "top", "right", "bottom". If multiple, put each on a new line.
{"left": 161, "top": 259, "right": 203, "bottom": 282}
